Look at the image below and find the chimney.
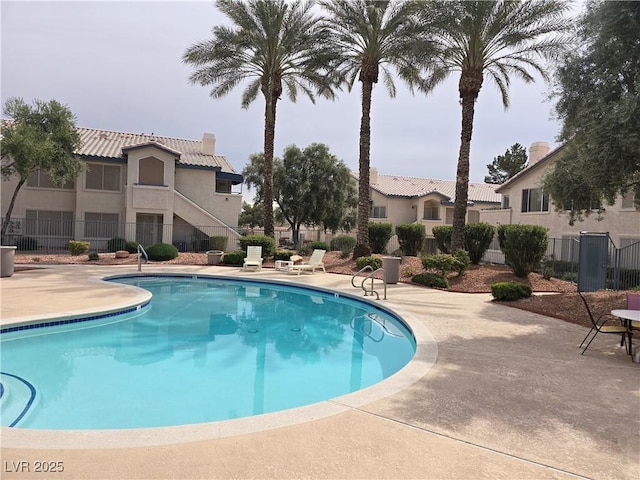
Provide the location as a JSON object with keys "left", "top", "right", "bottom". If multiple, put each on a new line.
{"left": 528, "top": 141, "right": 550, "bottom": 165}
{"left": 202, "top": 133, "right": 216, "bottom": 155}
{"left": 370, "top": 167, "right": 378, "bottom": 184}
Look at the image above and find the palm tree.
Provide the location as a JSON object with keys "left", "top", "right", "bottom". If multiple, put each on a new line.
{"left": 321, "top": 0, "right": 428, "bottom": 259}
{"left": 418, "top": 0, "right": 572, "bottom": 251}
{"left": 183, "top": 0, "right": 339, "bottom": 238}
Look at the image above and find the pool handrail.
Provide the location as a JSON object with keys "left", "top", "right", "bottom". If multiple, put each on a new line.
{"left": 351, "top": 265, "right": 387, "bottom": 300}
{"left": 137, "top": 244, "right": 148, "bottom": 272}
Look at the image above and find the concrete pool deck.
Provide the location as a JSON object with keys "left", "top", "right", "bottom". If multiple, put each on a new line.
{"left": 1, "top": 264, "right": 638, "bottom": 479}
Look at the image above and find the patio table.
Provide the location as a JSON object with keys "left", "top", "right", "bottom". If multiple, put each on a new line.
{"left": 611, "top": 309, "right": 640, "bottom": 362}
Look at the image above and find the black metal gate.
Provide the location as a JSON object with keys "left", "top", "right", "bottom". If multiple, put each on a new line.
{"left": 577, "top": 232, "right": 609, "bottom": 292}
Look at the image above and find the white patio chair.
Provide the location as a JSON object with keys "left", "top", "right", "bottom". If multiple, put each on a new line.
{"left": 243, "top": 246, "right": 263, "bottom": 271}
{"left": 287, "top": 249, "right": 326, "bottom": 275}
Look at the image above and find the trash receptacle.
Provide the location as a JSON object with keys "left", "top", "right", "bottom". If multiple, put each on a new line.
{"left": 382, "top": 256, "right": 401, "bottom": 284}
{"left": 1, "top": 246, "right": 17, "bottom": 278}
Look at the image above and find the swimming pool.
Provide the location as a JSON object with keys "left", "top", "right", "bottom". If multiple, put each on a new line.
{"left": 1, "top": 275, "right": 416, "bottom": 430}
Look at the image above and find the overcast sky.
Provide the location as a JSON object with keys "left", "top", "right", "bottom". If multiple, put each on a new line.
{"left": 2, "top": 0, "right": 575, "bottom": 199}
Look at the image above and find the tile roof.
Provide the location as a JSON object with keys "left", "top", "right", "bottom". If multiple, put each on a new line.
{"left": 354, "top": 172, "right": 501, "bottom": 204}
{"left": 76, "top": 127, "right": 238, "bottom": 173}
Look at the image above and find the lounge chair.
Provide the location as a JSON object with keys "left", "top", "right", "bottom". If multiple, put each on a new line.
{"left": 243, "top": 246, "right": 263, "bottom": 271}
{"left": 287, "top": 249, "right": 326, "bottom": 275}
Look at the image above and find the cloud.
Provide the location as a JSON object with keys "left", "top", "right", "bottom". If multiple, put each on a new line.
{"left": 1, "top": 0, "right": 562, "bottom": 191}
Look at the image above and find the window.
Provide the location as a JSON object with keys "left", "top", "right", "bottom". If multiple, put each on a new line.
{"left": 371, "top": 205, "right": 386, "bottom": 218}
{"left": 502, "top": 195, "right": 510, "bottom": 209}
{"left": 84, "top": 213, "right": 119, "bottom": 238}
{"left": 622, "top": 191, "right": 636, "bottom": 209}
{"left": 521, "top": 188, "right": 549, "bottom": 213}
{"left": 26, "top": 170, "right": 74, "bottom": 189}
{"left": 423, "top": 201, "right": 440, "bottom": 220}
{"left": 138, "top": 157, "right": 164, "bottom": 186}
{"left": 25, "top": 210, "right": 73, "bottom": 237}
{"left": 86, "top": 164, "right": 121, "bottom": 191}
{"left": 619, "top": 237, "right": 640, "bottom": 248}
{"left": 215, "top": 179, "right": 232, "bottom": 194}
{"left": 445, "top": 208, "right": 454, "bottom": 224}
{"left": 468, "top": 210, "right": 480, "bottom": 223}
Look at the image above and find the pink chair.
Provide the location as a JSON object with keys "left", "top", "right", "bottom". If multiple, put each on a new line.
{"left": 627, "top": 293, "right": 640, "bottom": 331}
{"left": 627, "top": 292, "right": 640, "bottom": 310}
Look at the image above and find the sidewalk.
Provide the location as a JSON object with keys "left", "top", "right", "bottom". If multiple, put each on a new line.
{"left": 1, "top": 265, "right": 638, "bottom": 479}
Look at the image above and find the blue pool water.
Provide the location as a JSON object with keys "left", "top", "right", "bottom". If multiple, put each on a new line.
{"left": 0, "top": 276, "right": 415, "bottom": 430}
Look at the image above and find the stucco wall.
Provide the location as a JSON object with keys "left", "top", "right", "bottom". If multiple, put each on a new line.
{"left": 76, "top": 161, "right": 126, "bottom": 220}
{"left": 489, "top": 161, "right": 640, "bottom": 246}
{"left": 174, "top": 168, "right": 241, "bottom": 228}
{"left": 1, "top": 176, "right": 77, "bottom": 219}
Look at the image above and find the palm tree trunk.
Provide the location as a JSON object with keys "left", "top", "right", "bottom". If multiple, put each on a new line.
{"left": 1, "top": 177, "right": 26, "bottom": 243}
{"left": 353, "top": 80, "right": 374, "bottom": 259}
{"left": 263, "top": 95, "right": 277, "bottom": 239}
{"left": 451, "top": 94, "right": 477, "bottom": 252}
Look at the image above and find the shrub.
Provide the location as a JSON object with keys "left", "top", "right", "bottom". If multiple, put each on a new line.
{"left": 498, "top": 224, "right": 548, "bottom": 277}
{"left": 464, "top": 223, "right": 495, "bottom": 264}
{"left": 306, "top": 241, "right": 329, "bottom": 252}
{"left": 88, "top": 251, "right": 100, "bottom": 261}
{"left": 330, "top": 235, "right": 356, "bottom": 253}
{"left": 453, "top": 249, "right": 471, "bottom": 275}
{"left": 356, "top": 256, "right": 383, "bottom": 271}
{"left": 274, "top": 250, "right": 295, "bottom": 261}
{"left": 412, "top": 272, "right": 449, "bottom": 289}
{"left": 297, "top": 243, "right": 312, "bottom": 256}
{"left": 145, "top": 243, "right": 179, "bottom": 261}
{"left": 125, "top": 241, "right": 140, "bottom": 254}
{"left": 402, "top": 265, "right": 414, "bottom": 277}
{"left": 368, "top": 222, "right": 393, "bottom": 254}
{"left": 432, "top": 224, "right": 494, "bottom": 264}
{"left": 396, "top": 223, "right": 426, "bottom": 256}
{"left": 432, "top": 226, "right": 452, "bottom": 254}
{"left": 106, "top": 237, "right": 127, "bottom": 252}
{"left": 221, "top": 250, "right": 244, "bottom": 266}
{"left": 15, "top": 236, "right": 38, "bottom": 251}
{"left": 490, "top": 282, "right": 532, "bottom": 301}
{"left": 67, "top": 240, "right": 90, "bottom": 256}
{"left": 422, "top": 250, "right": 470, "bottom": 276}
{"left": 561, "top": 272, "right": 578, "bottom": 283}
{"left": 239, "top": 234, "right": 276, "bottom": 258}
{"left": 209, "top": 235, "right": 228, "bottom": 251}
{"left": 422, "top": 253, "right": 457, "bottom": 276}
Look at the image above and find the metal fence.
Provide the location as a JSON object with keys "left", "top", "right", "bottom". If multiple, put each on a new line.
{"left": 5, "top": 216, "right": 639, "bottom": 289}
{"left": 481, "top": 234, "right": 640, "bottom": 290}
{"left": 2, "top": 217, "right": 241, "bottom": 254}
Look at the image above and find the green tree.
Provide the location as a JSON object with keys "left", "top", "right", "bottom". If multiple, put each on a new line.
{"left": 273, "top": 143, "right": 356, "bottom": 247}
{"left": 238, "top": 201, "right": 264, "bottom": 229}
{"left": 183, "top": 0, "right": 339, "bottom": 239}
{"left": 242, "top": 153, "right": 266, "bottom": 204}
{"left": 418, "top": 0, "right": 571, "bottom": 251}
{"left": 1, "top": 97, "right": 82, "bottom": 241}
{"left": 484, "top": 143, "right": 528, "bottom": 184}
{"left": 321, "top": 0, "right": 429, "bottom": 259}
{"left": 543, "top": 1, "right": 640, "bottom": 223}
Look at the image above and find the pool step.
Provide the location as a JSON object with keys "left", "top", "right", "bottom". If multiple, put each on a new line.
{"left": 0, "top": 372, "right": 36, "bottom": 427}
